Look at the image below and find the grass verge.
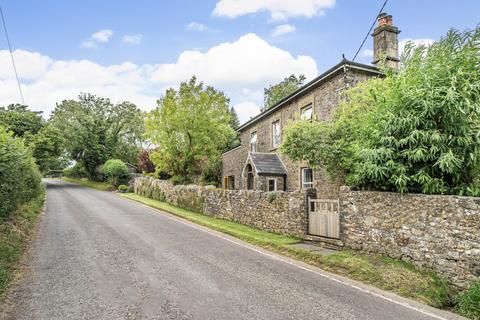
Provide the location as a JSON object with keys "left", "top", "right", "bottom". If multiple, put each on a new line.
{"left": 0, "top": 191, "right": 45, "bottom": 296}
{"left": 61, "top": 177, "right": 113, "bottom": 191}
{"left": 456, "top": 279, "right": 480, "bottom": 319}
{"left": 119, "top": 192, "right": 455, "bottom": 309}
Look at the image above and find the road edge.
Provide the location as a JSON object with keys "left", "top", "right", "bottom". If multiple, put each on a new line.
{"left": 118, "top": 193, "right": 466, "bottom": 320}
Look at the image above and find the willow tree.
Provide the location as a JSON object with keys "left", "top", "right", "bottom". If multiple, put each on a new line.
{"left": 146, "top": 77, "right": 236, "bottom": 184}
{"left": 281, "top": 26, "right": 480, "bottom": 195}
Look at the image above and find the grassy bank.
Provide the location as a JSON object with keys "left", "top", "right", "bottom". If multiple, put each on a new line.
{"left": 61, "top": 177, "right": 113, "bottom": 191}
{"left": 119, "top": 192, "right": 455, "bottom": 309}
{"left": 0, "top": 191, "right": 45, "bottom": 296}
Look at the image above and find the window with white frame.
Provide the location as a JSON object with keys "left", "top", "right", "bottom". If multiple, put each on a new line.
{"left": 301, "top": 168, "right": 313, "bottom": 189}
{"left": 267, "top": 178, "right": 277, "bottom": 191}
{"left": 250, "top": 131, "right": 257, "bottom": 152}
{"left": 301, "top": 104, "right": 313, "bottom": 120}
{"left": 272, "top": 120, "right": 281, "bottom": 149}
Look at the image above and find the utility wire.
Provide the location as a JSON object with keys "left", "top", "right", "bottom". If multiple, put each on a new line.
{"left": 352, "top": 0, "right": 388, "bottom": 62}
{"left": 0, "top": 3, "right": 24, "bottom": 104}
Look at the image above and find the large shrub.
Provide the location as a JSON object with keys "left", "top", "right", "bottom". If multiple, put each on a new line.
{"left": 101, "top": 159, "right": 129, "bottom": 187}
{"left": 0, "top": 128, "right": 42, "bottom": 219}
{"left": 282, "top": 27, "right": 480, "bottom": 195}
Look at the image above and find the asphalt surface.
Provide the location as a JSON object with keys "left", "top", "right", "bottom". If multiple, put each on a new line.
{"left": 0, "top": 179, "right": 463, "bottom": 320}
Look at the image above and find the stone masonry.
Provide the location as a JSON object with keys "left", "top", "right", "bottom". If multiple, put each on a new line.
{"left": 134, "top": 177, "right": 308, "bottom": 236}
{"left": 340, "top": 187, "right": 480, "bottom": 288}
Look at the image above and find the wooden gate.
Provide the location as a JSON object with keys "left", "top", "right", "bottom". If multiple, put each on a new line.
{"left": 308, "top": 198, "right": 340, "bottom": 239}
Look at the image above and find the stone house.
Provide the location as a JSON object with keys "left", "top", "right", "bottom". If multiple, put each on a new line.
{"left": 222, "top": 13, "right": 400, "bottom": 198}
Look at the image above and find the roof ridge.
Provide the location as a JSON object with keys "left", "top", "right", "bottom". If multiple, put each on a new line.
{"left": 236, "top": 59, "right": 381, "bottom": 131}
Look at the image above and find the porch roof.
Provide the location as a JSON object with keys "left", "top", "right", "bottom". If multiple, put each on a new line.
{"left": 249, "top": 152, "right": 287, "bottom": 176}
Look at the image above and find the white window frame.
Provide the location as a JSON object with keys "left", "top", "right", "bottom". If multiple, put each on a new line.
{"left": 250, "top": 131, "right": 257, "bottom": 152}
{"left": 301, "top": 104, "right": 313, "bottom": 120}
{"left": 271, "top": 120, "right": 281, "bottom": 149}
{"left": 301, "top": 168, "right": 313, "bottom": 189}
{"left": 267, "top": 178, "right": 277, "bottom": 192}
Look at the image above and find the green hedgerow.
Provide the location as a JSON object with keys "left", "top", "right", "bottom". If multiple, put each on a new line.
{"left": 0, "top": 128, "right": 42, "bottom": 219}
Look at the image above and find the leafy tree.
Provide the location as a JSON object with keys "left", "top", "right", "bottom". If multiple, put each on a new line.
{"left": 0, "top": 128, "right": 42, "bottom": 218}
{"left": 50, "top": 94, "right": 144, "bottom": 180}
{"left": 146, "top": 76, "right": 235, "bottom": 184}
{"left": 0, "top": 104, "right": 44, "bottom": 137}
{"left": 29, "top": 124, "right": 66, "bottom": 174}
{"left": 101, "top": 159, "right": 129, "bottom": 187}
{"left": 229, "top": 107, "right": 240, "bottom": 129}
{"left": 138, "top": 149, "right": 156, "bottom": 174}
{"left": 281, "top": 27, "right": 480, "bottom": 195}
{"left": 263, "top": 74, "right": 306, "bottom": 110}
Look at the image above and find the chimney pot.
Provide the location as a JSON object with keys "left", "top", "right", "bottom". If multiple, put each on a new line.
{"left": 372, "top": 12, "right": 400, "bottom": 69}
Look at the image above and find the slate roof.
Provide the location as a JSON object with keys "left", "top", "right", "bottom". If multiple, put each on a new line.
{"left": 236, "top": 59, "right": 382, "bottom": 132}
{"left": 249, "top": 153, "right": 287, "bottom": 175}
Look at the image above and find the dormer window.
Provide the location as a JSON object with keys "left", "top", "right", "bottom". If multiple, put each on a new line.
{"left": 250, "top": 131, "right": 257, "bottom": 152}
{"left": 301, "top": 104, "right": 313, "bottom": 120}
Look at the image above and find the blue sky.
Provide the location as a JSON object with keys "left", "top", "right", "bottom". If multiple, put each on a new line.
{"left": 1, "top": 0, "right": 479, "bottom": 122}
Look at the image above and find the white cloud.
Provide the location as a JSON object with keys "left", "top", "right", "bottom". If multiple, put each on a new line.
{"left": 233, "top": 101, "right": 261, "bottom": 122}
{"left": 213, "top": 0, "right": 335, "bottom": 20}
{"left": 151, "top": 33, "right": 317, "bottom": 88}
{"left": 91, "top": 29, "right": 113, "bottom": 42}
{"left": 185, "top": 22, "right": 215, "bottom": 32}
{"left": 0, "top": 49, "right": 156, "bottom": 115}
{"left": 122, "top": 34, "right": 143, "bottom": 45}
{"left": 272, "top": 24, "right": 296, "bottom": 37}
{"left": 359, "top": 49, "right": 373, "bottom": 59}
{"left": 81, "top": 29, "right": 113, "bottom": 48}
{"left": 0, "top": 34, "right": 318, "bottom": 123}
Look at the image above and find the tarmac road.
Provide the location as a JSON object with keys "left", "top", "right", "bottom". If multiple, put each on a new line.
{"left": 0, "top": 179, "right": 463, "bottom": 320}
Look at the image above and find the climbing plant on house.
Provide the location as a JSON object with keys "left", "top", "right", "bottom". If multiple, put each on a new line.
{"left": 281, "top": 26, "right": 480, "bottom": 195}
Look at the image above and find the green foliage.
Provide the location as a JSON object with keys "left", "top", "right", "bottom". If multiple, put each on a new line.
{"left": 63, "top": 163, "right": 87, "bottom": 178}
{"left": 101, "top": 159, "right": 129, "bottom": 187}
{"left": 117, "top": 184, "right": 129, "bottom": 193}
{"left": 50, "top": 94, "right": 144, "bottom": 180}
{"left": 264, "top": 74, "right": 306, "bottom": 110}
{"left": 146, "top": 77, "right": 236, "bottom": 184}
{"left": 0, "top": 128, "right": 42, "bottom": 219}
{"left": 29, "top": 124, "right": 66, "bottom": 174}
{"left": 456, "top": 279, "right": 480, "bottom": 319}
{"left": 0, "top": 104, "right": 44, "bottom": 137}
{"left": 282, "top": 27, "right": 480, "bottom": 195}
{"left": 266, "top": 191, "right": 277, "bottom": 203}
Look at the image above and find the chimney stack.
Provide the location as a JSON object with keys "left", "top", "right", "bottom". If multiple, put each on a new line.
{"left": 372, "top": 12, "right": 400, "bottom": 69}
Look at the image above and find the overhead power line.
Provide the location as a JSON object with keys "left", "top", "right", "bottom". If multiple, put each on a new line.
{"left": 352, "top": 0, "right": 389, "bottom": 62}
{"left": 0, "top": 3, "right": 24, "bottom": 104}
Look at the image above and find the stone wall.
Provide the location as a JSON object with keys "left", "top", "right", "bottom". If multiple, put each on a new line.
{"left": 134, "top": 176, "right": 480, "bottom": 288}
{"left": 340, "top": 187, "right": 480, "bottom": 288}
{"left": 134, "top": 177, "right": 308, "bottom": 236}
